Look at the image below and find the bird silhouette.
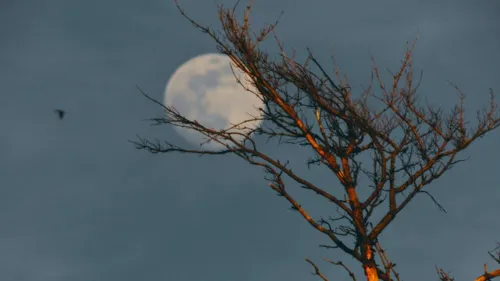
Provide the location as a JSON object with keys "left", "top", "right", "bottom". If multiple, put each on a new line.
{"left": 54, "top": 109, "right": 65, "bottom": 120}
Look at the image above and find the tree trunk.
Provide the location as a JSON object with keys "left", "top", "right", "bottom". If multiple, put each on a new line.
{"left": 364, "top": 264, "right": 379, "bottom": 281}
{"left": 363, "top": 244, "right": 379, "bottom": 281}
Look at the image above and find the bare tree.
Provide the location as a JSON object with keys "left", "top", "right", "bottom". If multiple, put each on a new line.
{"left": 131, "top": 1, "right": 500, "bottom": 281}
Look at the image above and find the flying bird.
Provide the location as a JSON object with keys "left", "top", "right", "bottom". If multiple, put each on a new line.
{"left": 54, "top": 109, "right": 66, "bottom": 120}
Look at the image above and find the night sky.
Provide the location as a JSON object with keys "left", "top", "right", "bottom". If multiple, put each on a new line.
{"left": 1, "top": 0, "right": 499, "bottom": 280}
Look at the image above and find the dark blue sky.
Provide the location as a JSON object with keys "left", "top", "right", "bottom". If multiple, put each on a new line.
{"left": 1, "top": 0, "right": 499, "bottom": 280}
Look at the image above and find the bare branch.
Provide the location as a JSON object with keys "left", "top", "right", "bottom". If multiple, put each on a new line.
{"left": 323, "top": 257, "right": 357, "bottom": 281}
{"left": 475, "top": 266, "right": 500, "bottom": 281}
{"left": 135, "top": 2, "right": 500, "bottom": 281}
{"left": 306, "top": 258, "right": 330, "bottom": 281}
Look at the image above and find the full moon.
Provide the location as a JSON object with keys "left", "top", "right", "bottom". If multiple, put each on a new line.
{"left": 164, "top": 53, "right": 265, "bottom": 150}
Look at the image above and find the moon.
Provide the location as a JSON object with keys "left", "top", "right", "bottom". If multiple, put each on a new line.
{"left": 164, "top": 53, "right": 265, "bottom": 150}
